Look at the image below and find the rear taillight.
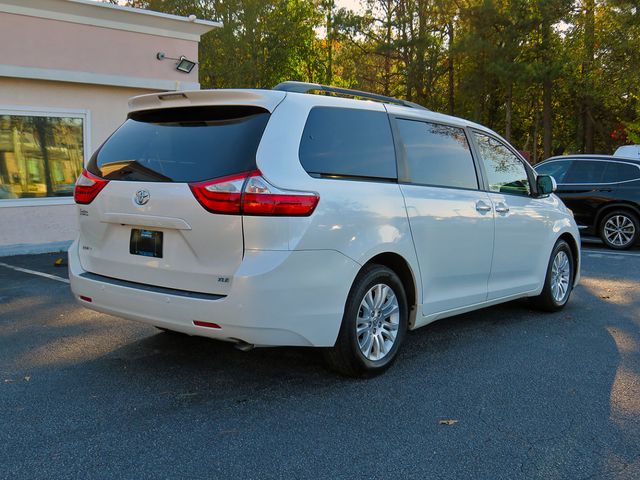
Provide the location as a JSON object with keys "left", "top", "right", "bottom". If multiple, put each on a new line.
{"left": 74, "top": 169, "right": 109, "bottom": 204}
{"left": 190, "top": 171, "right": 319, "bottom": 217}
{"left": 242, "top": 174, "right": 319, "bottom": 216}
{"left": 189, "top": 172, "right": 247, "bottom": 214}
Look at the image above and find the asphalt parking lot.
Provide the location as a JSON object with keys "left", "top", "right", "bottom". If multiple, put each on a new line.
{"left": 1, "top": 240, "right": 639, "bottom": 480}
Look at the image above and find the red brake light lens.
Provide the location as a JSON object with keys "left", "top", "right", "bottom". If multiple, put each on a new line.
{"left": 189, "top": 172, "right": 248, "bottom": 214}
{"left": 74, "top": 169, "right": 109, "bottom": 204}
{"left": 242, "top": 174, "right": 319, "bottom": 216}
{"left": 189, "top": 171, "right": 319, "bottom": 217}
{"left": 242, "top": 193, "right": 319, "bottom": 216}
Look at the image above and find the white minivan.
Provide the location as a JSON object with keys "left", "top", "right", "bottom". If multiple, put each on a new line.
{"left": 69, "top": 82, "right": 580, "bottom": 376}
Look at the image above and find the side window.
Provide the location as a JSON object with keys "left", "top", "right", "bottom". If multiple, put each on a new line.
{"left": 396, "top": 119, "right": 478, "bottom": 190}
{"left": 602, "top": 161, "right": 640, "bottom": 183}
{"left": 474, "top": 132, "right": 531, "bottom": 196}
{"left": 564, "top": 161, "right": 606, "bottom": 183}
{"left": 535, "top": 161, "right": 571, "bottom": 183}
{"left": 299, "top": 107, "right": 396, "bottom": 180}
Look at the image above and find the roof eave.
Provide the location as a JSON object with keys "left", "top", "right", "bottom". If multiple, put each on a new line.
{"left": 0, "top": 0, "right": 222, "bottom": 41}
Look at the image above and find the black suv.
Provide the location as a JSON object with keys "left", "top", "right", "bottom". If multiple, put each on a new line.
{"left": 535, "top": 155, "right": 640, "bottom": 249}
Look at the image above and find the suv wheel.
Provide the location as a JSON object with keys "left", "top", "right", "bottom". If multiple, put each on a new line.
{"left": 530, "top": 239, "right": 574, "bottom": 312}
{"left": 324, "top": 264, "right": 408, "bottom": 377}
{"left": 599, "top": 210, "right": 639, "bottom": 250}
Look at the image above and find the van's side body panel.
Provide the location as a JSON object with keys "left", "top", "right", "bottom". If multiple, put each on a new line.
{"left": 385, "top": 104, "right": 581, "bottom": 323}
{"left": 399, "top": 185, "right": 495, "bottom": 315}
{"left": 247, "top": 93, "right": 423, "bottom": 303}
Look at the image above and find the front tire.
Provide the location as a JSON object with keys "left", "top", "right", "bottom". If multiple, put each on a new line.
{"left": 530, "top": 239, "right": 574, "bottom": 312}
{"left": 324, "top": 264, "right": 408, "bottom": 377}
{"left": 599, "top": 210, "right": 639, "bottom": 250}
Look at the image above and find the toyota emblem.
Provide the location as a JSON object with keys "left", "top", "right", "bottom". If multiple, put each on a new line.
{"left": 134, "top": 189, "right": 150, "bottom": 206}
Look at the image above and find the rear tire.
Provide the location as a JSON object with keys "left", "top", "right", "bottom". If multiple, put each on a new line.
{"left": 530, "top": 239, "right": 574, "bottom": 312}
{"left": 324, "top": 264, "right": 408, "bottom": 377}
{"left": 599, "top": 210, "right": 639, "bottom": 250}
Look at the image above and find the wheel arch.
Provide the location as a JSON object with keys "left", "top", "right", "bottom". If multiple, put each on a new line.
{"left": 558, "top": 231, "right": 580, "bottom": 283}
{"left": 362, "top": 252, "right": 418, "bottom": 328}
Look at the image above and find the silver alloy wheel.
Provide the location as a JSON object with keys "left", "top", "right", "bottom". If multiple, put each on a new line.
{"left": 550, "top": 250, "right": 571, "bottom": 303}
{"left": 356, "top": 283, "right": 400, "bottom": 361}
{"left": 604, "top": 215, "right": 636, "bottom": 247}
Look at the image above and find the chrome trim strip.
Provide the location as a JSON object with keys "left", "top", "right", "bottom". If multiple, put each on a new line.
{"left": 79, "top": 272, "right": 226, "bottom": 300}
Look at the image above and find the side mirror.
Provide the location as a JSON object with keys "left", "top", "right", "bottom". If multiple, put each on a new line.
{"left": 536, "top": 174, "right": 557, "bottom": 196}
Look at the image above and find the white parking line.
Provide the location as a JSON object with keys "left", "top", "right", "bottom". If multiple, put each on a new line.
{"left": 582, "top": 249, "right": 640, "bottom": 259}
{"left": 0, "top": 262, "right": 70, "bottom": 284}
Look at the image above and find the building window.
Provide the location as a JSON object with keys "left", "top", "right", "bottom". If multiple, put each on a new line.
{"left": 0, "top": 113, "right": 85, "bottom": 200}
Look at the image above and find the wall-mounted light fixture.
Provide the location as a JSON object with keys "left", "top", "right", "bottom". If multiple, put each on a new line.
{"left": 156, "top": 52, "right": 197, "bottom": 74}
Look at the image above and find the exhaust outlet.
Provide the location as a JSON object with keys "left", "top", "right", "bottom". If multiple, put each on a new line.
{"left": 233, "top": 340, "right": 255, "bottom": 352}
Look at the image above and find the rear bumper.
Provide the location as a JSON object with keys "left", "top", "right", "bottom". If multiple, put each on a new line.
{"left": 68, "top": 240, "right": 360, "bottom": 347}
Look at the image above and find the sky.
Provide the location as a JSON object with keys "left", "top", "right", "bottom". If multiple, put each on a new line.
{"left": 335, "top": 0, "right": 362, "bottom": 11}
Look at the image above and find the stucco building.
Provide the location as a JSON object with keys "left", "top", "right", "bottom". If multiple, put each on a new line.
{"left": 0, "top": 0, "right": 219, "bottom": 255}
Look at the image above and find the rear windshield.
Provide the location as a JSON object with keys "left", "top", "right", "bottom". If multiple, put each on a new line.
{"left": 87, "top": 106, "right": 270, "bottom": 182}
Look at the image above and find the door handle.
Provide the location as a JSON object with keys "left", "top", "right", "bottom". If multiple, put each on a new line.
{"left": 495, "top": 203, "right": 510, "bottom": 214}
{"left": 475, "top": 200, "right": 492, "bottom": 213}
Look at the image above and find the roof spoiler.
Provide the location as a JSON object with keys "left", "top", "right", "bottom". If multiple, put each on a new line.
{"left": 128, "top": 89, "right": 287, "bottom": 113}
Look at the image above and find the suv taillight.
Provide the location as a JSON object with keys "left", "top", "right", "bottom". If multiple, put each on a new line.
{"left": 74, "top": 169, "right": 109, "bottom": 204}
{"left": 189, "top": 171, "right": 319, "bottom": 216}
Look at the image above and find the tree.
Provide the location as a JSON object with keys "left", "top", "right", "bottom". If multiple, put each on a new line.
{"left": 128, "top": 0, "right": 322, "bottom": 88}
{"left": 122, "top": 0, "right": 640, "bottom": 157}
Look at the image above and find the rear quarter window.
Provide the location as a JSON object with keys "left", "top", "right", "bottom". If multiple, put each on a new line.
{"left": 602, "top": 161, "right": 640, "bottom": 183}
{"left": 298, "top": 107, "right": 397, "bottom": 180}
{"left": 564, "top": 160, "right": 606, "bottom": 184}
{"left": 88, "top": 106, "right": 270, "bottom": 183}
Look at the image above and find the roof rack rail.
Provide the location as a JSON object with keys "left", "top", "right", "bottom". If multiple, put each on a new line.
{"left": 273, "top": 81, "right": 429, "bottom": 111}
